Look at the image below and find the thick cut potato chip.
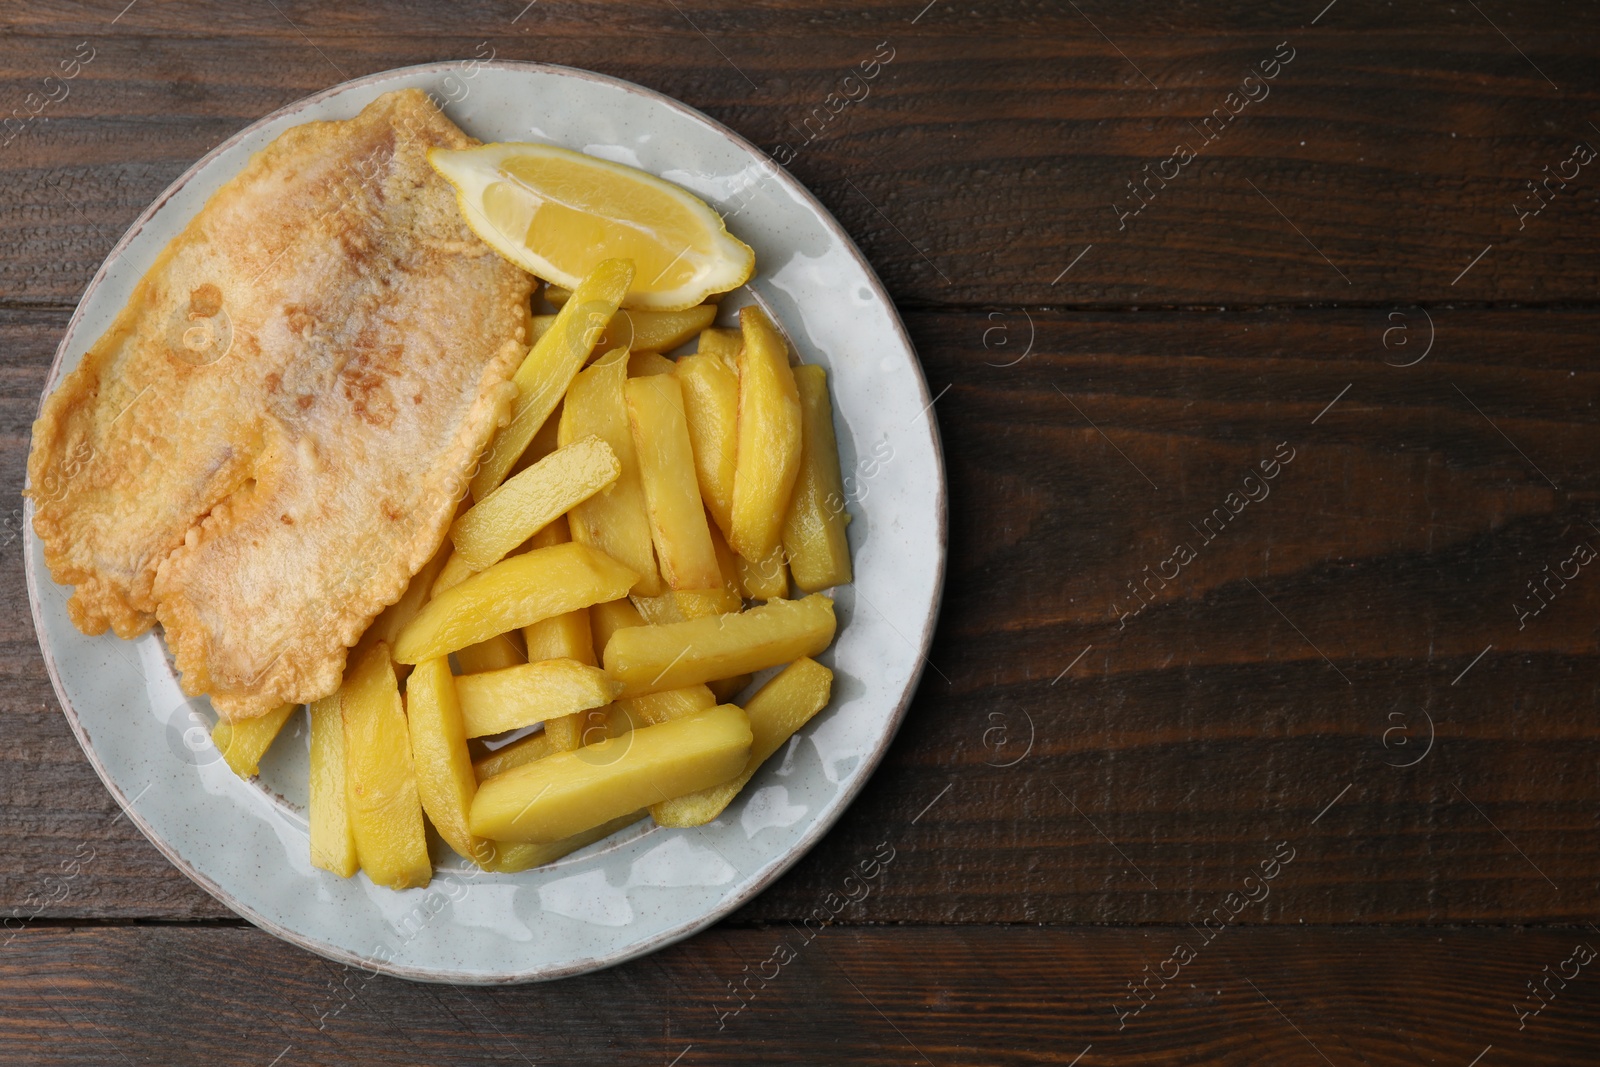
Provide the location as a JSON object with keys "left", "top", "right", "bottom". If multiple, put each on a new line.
{"left": 454, "top": 658, "right": 620, "bottom": 738}
{"left": 603, "top": 593, "right": 835, "bottom": 697}
{"left": 212, "top": 702, "right": 296, "bottom": 778}
{"left": 452, "top": 435, "right": 620, "bottom": 571}
{"left": 708, "top": 674, "right": 753, "bottom": 703}
{"left": 652, "top": 657, "right": 832, "bottom": 826}
{"left": 560, "top": 349, "right": 663, "bottom": 595}
{"left": 782, "top": 364, "right": 853, "bottom": 591}
{"left": 696, "top": 326, "right": 742, "bottom": 365}
{"left": 519, "top": 517, "right": 597, "bottom": 664}
{"left": 734, "top": 544, "right": 789, "bottom": 600}
{"left": 407, "top": 657, "right": 493, "bottom": 865}
{"left": 470, "top": 705, "right": 752, "bottom": 843}
{"left": 627, "top": 374, "right": 722, "bottom": 591}
{"left": 342, "top": 642, "right": 432, "bottom": 889}
{"left": 395, "top": 542, "right": 637, "bottom": 664}
{"left": 707, "top": 518, "right": 745, "bottom": 594}
{"left": 675, "top": 352, "right": 739, "bottom": 538}
{"left": 308, "top": 692, "right": 358, "bottom": 877}
{"left": 476, "top": 812, "right": 646, "bottom": 873}
{"left": 543, "top": 706, "right": 611, "bottom": 751}
{"left": 627, "top": 350, "right": 677, "bottom": 377}
{"left": 527, "top": 517, "right": 570, "bottom": 550}
{"left": 455, "top": 631, "right": 525, "bottom": 674}
{"left": 430, "top": 549, "right": 478, "bottom": 599}
{"left": 534, "top": 305, "right": 717, "bottom": 353}
{"left": 472, "top": 258, "right": 633, "bottom": 500}
{"left": 729, "top": 306, "right": 802, "bottom": 560}
{"left": 612, "top": 683, "right": 717, "bottom": 729}
{"left": 472, "top": 730, "right": 559, "bottom": 783}
{"left": 631, "top": 586, "right": 741, "bottom": 624}
{"left": 512, "top": 395, "right": 565, "bottom": 475}
{"left": 590, "top": 596, "right": 646, "bottom": 653}
{"left": 524, "top": 608, "right": 595, "bottom": 664}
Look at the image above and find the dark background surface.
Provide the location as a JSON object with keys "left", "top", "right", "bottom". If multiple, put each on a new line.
{"left": 3, "top": 2, "right": 1599, "bottom": 1063}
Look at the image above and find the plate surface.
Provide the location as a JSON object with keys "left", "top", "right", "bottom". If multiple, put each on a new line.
{"left": 25, "top": 61, "right": 945, "bottom": 983}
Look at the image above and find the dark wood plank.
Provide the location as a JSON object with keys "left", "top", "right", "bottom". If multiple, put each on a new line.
{"left": 3, "top": 924, "right": 1598, "bottom": 1065}
{"left": 2, "top": 3, "right": 1599, "bottom": 309}
{"left": 5, "top": 305, "right": 1598, "bottom": 925}
{"left": 744, "top": 304, "right": 1600, "bottom": 924}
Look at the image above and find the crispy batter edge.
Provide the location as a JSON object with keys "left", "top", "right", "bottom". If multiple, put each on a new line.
{"left": 29, "top": 87, "right": 535, "bottom": 719}
{"left": 27, "top": 89, "right": 455, "bottom": 639}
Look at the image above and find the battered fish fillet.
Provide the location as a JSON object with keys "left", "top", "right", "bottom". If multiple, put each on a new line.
{"left": 27, "top": 88, "right": 533, "bottom": 719}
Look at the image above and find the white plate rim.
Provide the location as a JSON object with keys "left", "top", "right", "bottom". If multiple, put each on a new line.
{"left": 25, "top": 59, "right": 947, "bottom": 983}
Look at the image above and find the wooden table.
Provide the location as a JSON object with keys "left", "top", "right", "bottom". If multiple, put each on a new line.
{"left": 4, "top": 2, "right": 1598, "bottom": 1063}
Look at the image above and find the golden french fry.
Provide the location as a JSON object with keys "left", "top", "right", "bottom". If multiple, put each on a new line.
{"left": 524, "top": 607, "right": 595, "bottom": 663}
{"left": 782, "top": 364, "right": 853, "bottom": 591}
{"left": 452, "top": 435, "right": 621, "bottom": 571}
{"left": 729, "top": 306, "right": 802, "bottom": 559}
{"left": 533, "top": 305, "right": 716, "bottom": 353}
{"left": 395, "top": 542, "right": 637, "bottom": 663}
{"left": 734, "top": 544, "right": 789, "bottom": 600}
{"left": 513, "top": 516, "right": 597, "bottom": 664}
{"left": 696, "top": 326, "right": 742, "bottom": 365}
{"left": 653, "top": 657, "right": 832, "bottom": 826}
{"left": 454, "top": 658, "right": 621, "bottom": 738}
{"left": 513, "top": 397, "right": 566, "bottom": 477}
{"left": 309, "top": 692, "right": 358, "bottom": 877}
{"left": 563, "top": 675, "right": 710, "bottom": 747}
{"left": 431, "top": 549, "right": 478, "bottom": 599}
{"left": 529, "top": 513, "right": 572, "bottom": 550}
{"left": 473, "top": 730, "right": 560, "bottom": 783}
{"left": 543, "top": 705, "right": 611, "bottom": 751}
{"left": 560, "top": 348, "right": 664, "bottom": 595}
{"left": 455, "top": 631, "right": 525, "bottom": 675}
{"left": 342, "top": 642, "right": 431, "bottom": 889}
{"left": 590, "top": 596, "right": 646, "bottom": 653}
{"left": 407, "top": 657, "right": 493, "bottom": 865}
{"left": 675, "top": 351, "right": 739, "bottom": 537}
{"left": 631, "top": 585, "right": 741, "bottom": 624}
{"left": 613, "top": 683, "right": 717, "bottom": 729}
{"left": 470, "top": 705, "right": 752, "bottom": 843}
{"left": 525, "top": 610, "right": 594, "bottom": 663}
{"left": 476, "top": 811, "right": 646, "bottom": 873}
{"left": 627, "top": 374, "right": 721, "bottom": 590}
{"left": 707, "top": 515, "right": 744, "bottom": 593}
{"left": 708, "top": 674, "right": 753, "bottom": 703}
{"left": 603, "top": 594, "right": 835, "bottom": 697}
{"left": 628, "top": 350, "right": 678, "bottom": 377}
{"left": 212, "top": 702, "right": 296, "bottom": 779}
{"left": 472, "top": 258, "right": 634, "bottom": 500}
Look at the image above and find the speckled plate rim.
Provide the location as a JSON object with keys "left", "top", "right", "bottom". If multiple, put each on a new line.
{"left": 25, "top": 59, "right": 946, "bottom": 983}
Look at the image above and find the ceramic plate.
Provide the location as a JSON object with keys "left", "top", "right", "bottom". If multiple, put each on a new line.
{"left": 25, "top": 61, "right": 945, "bottom": 983}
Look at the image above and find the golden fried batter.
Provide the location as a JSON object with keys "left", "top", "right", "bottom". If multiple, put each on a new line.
{"left": 27, "top": 89, "right": 532, "bottom": 719}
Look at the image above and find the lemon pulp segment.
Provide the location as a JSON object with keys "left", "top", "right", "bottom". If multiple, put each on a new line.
{"left": 430, "top": 143, "right": 754, "bottom": 311}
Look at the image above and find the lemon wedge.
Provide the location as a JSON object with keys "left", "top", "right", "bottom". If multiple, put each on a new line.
{"left": 429, "top": 142, "right": 755, "bottom": 311}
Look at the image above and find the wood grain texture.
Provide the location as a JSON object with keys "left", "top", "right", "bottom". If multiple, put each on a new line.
{"left": 4, "top": 924, "right": 1599, "bottom": 1065}
{"left": 5, "top": 307, "right": 1596, "bottom": 925}
{"left": 1, "top": 2, "right": 1598, "bottom": 309}
{"left": 3, "top": 4, "right": 1599, "bottom": 1059}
